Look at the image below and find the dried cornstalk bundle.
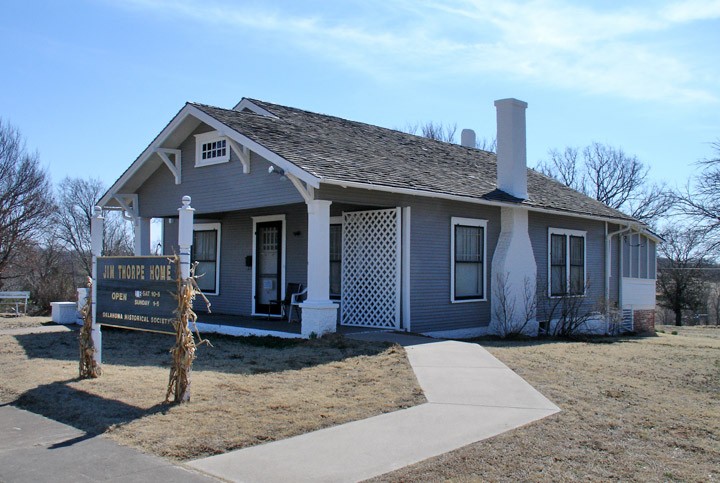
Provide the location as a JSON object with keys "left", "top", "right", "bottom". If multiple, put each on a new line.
{"left": 165, "top": 257, "right": 211, "bottom": 403}
{"left": 79, "top": 278, "right": 101, "bottom": 378}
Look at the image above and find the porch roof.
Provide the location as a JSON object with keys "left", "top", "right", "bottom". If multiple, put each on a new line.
{"left": 192, "top": 99, "right": 638, "bottom": 224}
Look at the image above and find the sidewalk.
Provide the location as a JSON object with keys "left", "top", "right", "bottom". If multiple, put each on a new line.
{"left": 188, "top": 333, "right": 560, "bottom": 482}
{"left": 0, "top": 405, "right": 218, "bottom": 483}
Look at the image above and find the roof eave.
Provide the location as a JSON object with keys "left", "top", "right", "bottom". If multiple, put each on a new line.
{"left": 320, "top": 178, "right": 643, "bottom": 227}
{"left": 99, "top": 103, "right": 197, "bottom": 208}
{"left": 100, "top": 103, "right": 321, "bottom": 208}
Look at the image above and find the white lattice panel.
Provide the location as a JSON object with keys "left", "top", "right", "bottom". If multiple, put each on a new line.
{"left": 341, "top": 208, "right": 401, "bottom": 328}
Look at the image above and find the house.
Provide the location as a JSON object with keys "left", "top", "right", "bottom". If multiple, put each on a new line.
{"left": 98, "top": 97, "right": 658, "bottom": 338}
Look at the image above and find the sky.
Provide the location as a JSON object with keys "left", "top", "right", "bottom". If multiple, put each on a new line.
{"left": 1, "top": 0, "right": 719, "bottom": 194}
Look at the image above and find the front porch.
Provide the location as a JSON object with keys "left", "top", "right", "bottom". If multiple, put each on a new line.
{"left": 194, "top": 312, "right": 394, "bottom": 339}
{"left": 144, "top": 197, "right": 409, "bottom": 339}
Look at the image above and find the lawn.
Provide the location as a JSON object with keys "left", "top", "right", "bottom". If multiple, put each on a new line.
{"left": 0, "top": 317, "right": 425, "bottom": 461}
{"left": 0, "top": 314, "right": 56, "bottom": 330}
{"left": 3, "top": 317, "right": 718, "bottom": 480}
{"left": 372, "top": 326, "right": 720, "bottom": 482}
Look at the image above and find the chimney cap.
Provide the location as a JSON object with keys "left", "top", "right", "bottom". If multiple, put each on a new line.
{"left": 494, "top": 98, "right": 528, "bottom": 108}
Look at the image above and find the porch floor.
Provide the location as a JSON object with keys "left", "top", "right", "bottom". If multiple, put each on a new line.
{"left": 193, "top": 312, "right": 394, "bottom": 336}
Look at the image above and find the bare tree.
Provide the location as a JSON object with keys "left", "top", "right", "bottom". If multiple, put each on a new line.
{"left": 535, "top": 279, "right": 605, "bottom": 337}
{"left": 491, "top": 273, "right": 536, "bottom": 338}
{"left": 404, "top": 121, "right": 458, "bottom": 143}
{"left": 476, "top": 136, "right": 497, "bottom": 153}
{"left": 14, "top": 237, "right": 76, "bottom": 312}
{"left": 707, "top": 283, "right": 720, "bottom": 325}
{"left": 0, "top": 119, "right": 55, "bottom": 289}
{"left": 656, "top": 228, "right": 711, "bottom": 326}
{"left": 55, "top": 176, "right": 133, "bottom": 279}
{"left": 672, "top": 140, "right": 720, "bottom": 246}
{"left": 537, "top": 142, "right": 670, "bottom": 225}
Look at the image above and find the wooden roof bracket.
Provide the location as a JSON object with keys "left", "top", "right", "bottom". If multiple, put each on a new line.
{"left": 226, "top": 138, "right": 251, "bottom": 174}
{"left": 287, "top": 173, "right": 314, "bottom": 204}
{"left": 155, "top": 148, "right": 182, "bottom": 184}
{"left": 111, "top": 193, "right": 139, "bottom": 221}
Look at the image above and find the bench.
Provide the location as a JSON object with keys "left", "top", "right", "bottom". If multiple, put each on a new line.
{"left": 0, "top": 291, "right": 30, "bottom": 315}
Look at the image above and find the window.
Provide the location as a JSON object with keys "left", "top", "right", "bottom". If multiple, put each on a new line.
{"left": 195, "top": 131, "right": 230, "bottom": 166}
{"left": 192, "top": 223, "right": 221, "bottom": 295}
{"left": 549, "top": 228, "right": 586, "bottom": 296}
{"left": 451, "top": 217, "right": 487, "bottom": 302}
{"left": 329, "top": 223, "right": 342, "bottom": 298}
{"left": 623, "top": 233, "right": 656, "bottom": 280}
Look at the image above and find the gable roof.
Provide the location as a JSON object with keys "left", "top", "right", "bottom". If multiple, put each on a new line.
{"left": 189, "top": 99, "right": 638, "bottom": 224}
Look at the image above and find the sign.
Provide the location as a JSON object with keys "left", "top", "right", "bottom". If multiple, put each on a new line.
{"left": 96, "top": 256, "right": 177, "bottom": 334}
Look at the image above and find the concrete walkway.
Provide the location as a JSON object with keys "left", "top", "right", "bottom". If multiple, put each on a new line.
{"left": 1, "top": 324, "right": 219, "bottom": 482}
{"left": 189, "top": 333, "right": 560, "bottom": 482}
{"left": 0, "top": 405, "right": 218, "bottom": 482}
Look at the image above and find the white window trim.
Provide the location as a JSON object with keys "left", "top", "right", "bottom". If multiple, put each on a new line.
{"left": 548, "top": 227, "right": 587, "bottom": 298}
{"left": 450, "top": 217, "right": 488, "bottom": 303}
{"left": 194, "top": 131, "right": 230, "bottom": 167}
{"left": 251, "top": 214, "right": 286, "bottom": 317}
{"left": 193, "top": 222, "right": 221, "bottom": 296}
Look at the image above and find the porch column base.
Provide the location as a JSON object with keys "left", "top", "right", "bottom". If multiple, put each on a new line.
{"left": 299, "top": 301, "right": 338, "bottom": 338}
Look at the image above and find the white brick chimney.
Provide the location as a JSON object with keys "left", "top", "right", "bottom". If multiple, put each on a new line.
{"left": 490, "top": 97, "right": 538, "bottom": 337}
{"left": 494, "top": 98, "right": 528, "bottom": 199}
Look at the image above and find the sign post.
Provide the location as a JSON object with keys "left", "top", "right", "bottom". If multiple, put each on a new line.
{"left": 178, "top": 195, "right": 194, "bottom": 279}
{"left": 90, "top": 206, "right": 104, "bottom": 365}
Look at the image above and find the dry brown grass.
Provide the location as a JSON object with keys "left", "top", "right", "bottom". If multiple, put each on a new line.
{"left": 0, "top": 318, "right": 425, "bottom": 461}
{"left": 372, "top": 327, "right": 720, "bottom": 482}
{"left": 0, "top": 314, "right": 54, "bottom": 330}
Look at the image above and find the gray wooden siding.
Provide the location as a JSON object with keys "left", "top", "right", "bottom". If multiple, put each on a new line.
{"left": 529, "top": 212, "right": 607, "bottom": 319}
{"left": 318, "top": 185, "right": 501, "bottom": 334}
{"left": 136, "top": 125, "right": 303, "bottom": 218}
{"left": 161, "top": 203, "right": 308, "bottom": 316}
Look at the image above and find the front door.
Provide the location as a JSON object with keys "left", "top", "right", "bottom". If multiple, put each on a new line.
{"left": 255, "top": 221, "right": 282, "bottom": 316}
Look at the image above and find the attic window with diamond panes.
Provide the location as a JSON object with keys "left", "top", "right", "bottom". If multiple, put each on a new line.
{"left": 195, "top": 131, "right": 230, "bottom": 167}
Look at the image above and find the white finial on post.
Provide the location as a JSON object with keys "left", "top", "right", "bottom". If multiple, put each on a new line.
{"left": 91, "top": 206, "right": 104, "bottom": 256}
{"left": 178, "top": 196, "right": 195, "bottom": 280}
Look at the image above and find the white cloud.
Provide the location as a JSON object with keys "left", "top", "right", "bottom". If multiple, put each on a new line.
{"left": 661, "top": 0, "right": 720, "bottom": 22}
{"left": 108, "top": 0, "right": 719, "bottom": 104}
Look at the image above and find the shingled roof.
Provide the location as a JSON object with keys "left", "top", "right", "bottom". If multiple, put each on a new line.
{"left": 189, "top": 98, "right": 637, "bottom": 224}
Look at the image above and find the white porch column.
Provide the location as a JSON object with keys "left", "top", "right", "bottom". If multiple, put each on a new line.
{"left": 300, "top": 199, "right": 338, "bottom": 338}
{"left": 489, "top": 207, "right": 538, "bottom": 337}
{"left": 178, "top": 196, "right": 195, "bottom": 280}
{"left": 133, "top": 217, "right": 151, "bottom": 256}
{"left": 90, "top": 206, "right": 104, "bottom": 364}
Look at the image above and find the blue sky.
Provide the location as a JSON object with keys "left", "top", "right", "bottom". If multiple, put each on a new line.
{"left": 1, "top": 0, "right": 719, "bottom": 192}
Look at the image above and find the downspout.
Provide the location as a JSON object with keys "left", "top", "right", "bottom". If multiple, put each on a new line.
{"left": 606, "top": 223, "right": 633, "bottom": 317}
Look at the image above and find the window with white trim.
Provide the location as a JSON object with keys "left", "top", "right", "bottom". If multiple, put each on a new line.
{"left": 195, "top": 131, "right": 229, "bottom": 167}
{"left": 192, "top": 223, "right": 221, "bottom": 295}
{"left": 451, "top": 217, "right": 487, "bottom": 302}
{"left": 549, "top": 228, "right": 586, "bottom": 297}
{"left": 622, "top": 233, "right": 657, "bottom": 280}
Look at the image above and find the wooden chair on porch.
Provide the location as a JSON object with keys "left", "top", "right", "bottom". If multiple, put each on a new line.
{"left": 271, "top": 283, "right": 307, "bottom": 322}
